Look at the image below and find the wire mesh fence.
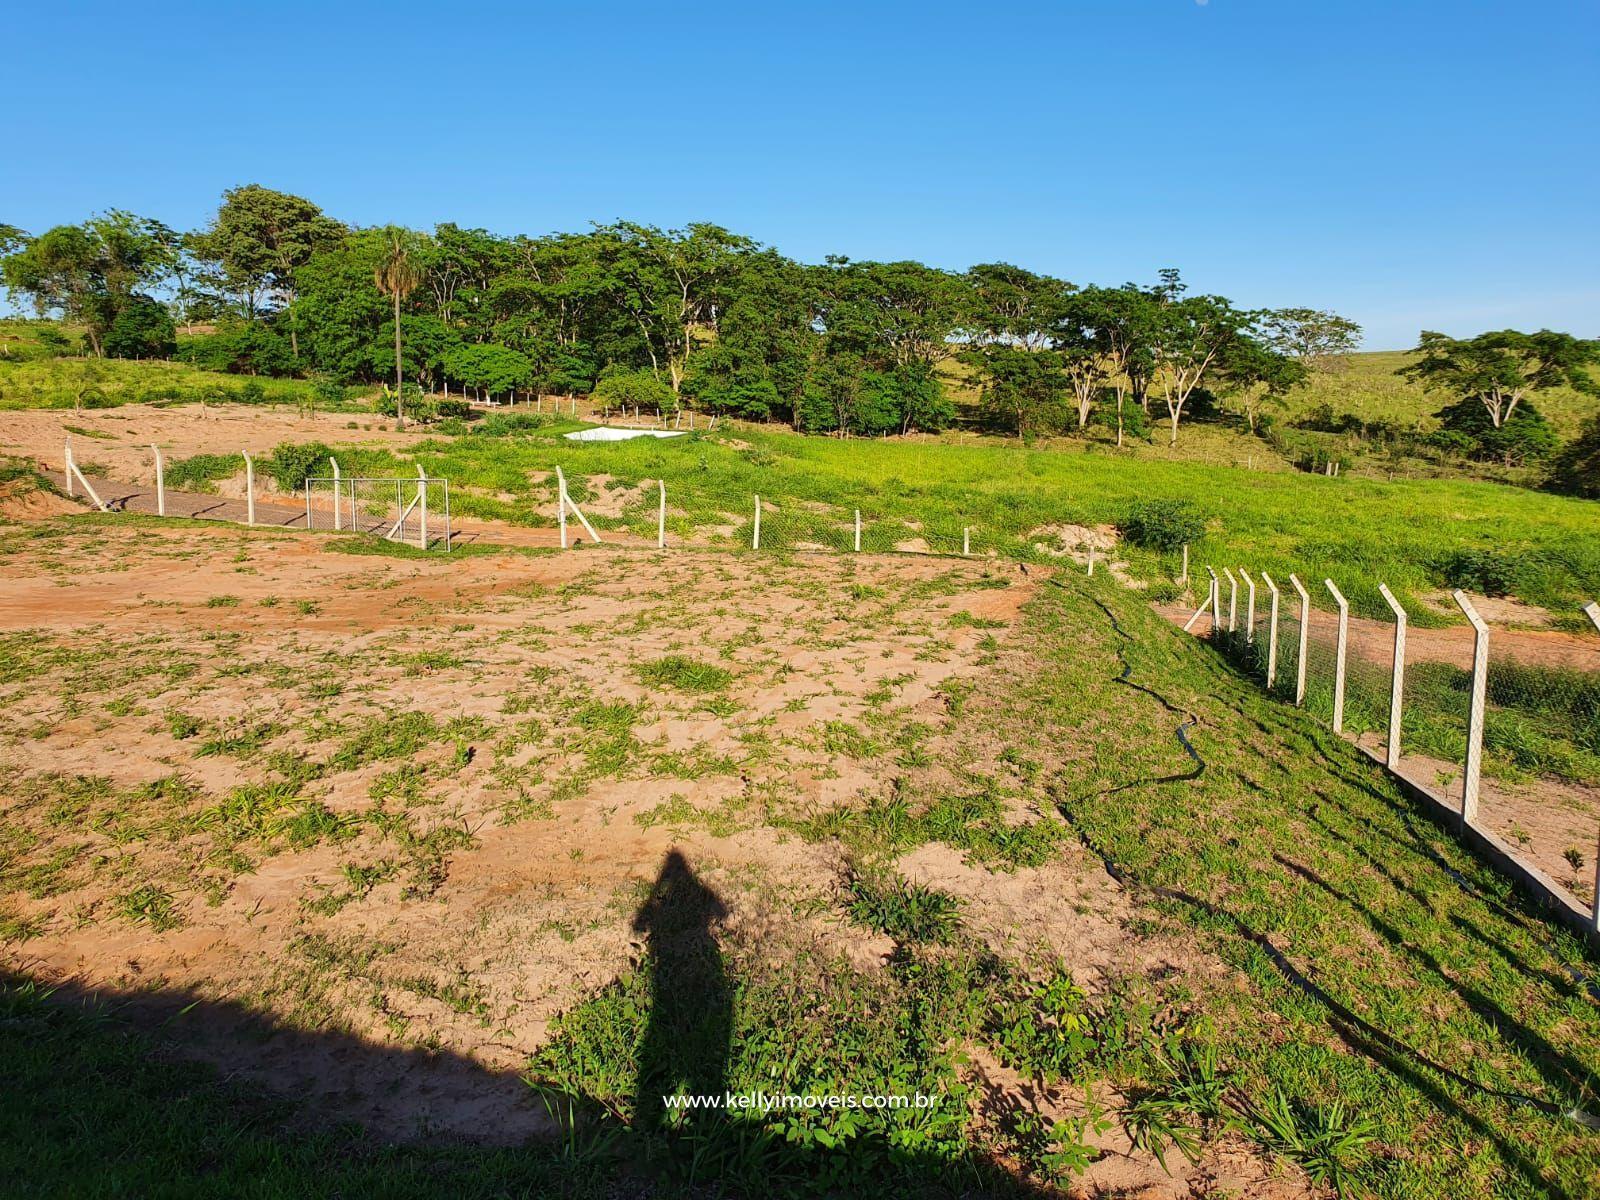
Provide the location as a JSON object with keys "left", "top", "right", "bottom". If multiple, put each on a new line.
{"left": 1195, "top": 560, "right": 1600, "bottom": 919}
{"left": 304, "top": 477, "right": 452, "bottom": 550}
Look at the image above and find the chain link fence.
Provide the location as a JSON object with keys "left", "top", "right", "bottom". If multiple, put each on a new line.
{"left": 304, "top": 476, "right": 452, "bottom": 550}
{"left": 1194, "top": 563, "right": 1600, "bottom": 921}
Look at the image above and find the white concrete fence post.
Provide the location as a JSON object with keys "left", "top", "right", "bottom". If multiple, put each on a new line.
{"left": 243, "top": 452, "right": 255, "bottom": 527}
{"left": 1379, "top": 584, "right": 1408, "bottom": 768}
{"left": 1262, "top": 572, "right": 1281, "bottom": 689}
{"left": 330, "top": 458, "right": 342, "bottom": 531}
{"left": 63, "top": 440, "right": 108, "bottom": 512}
{"left": 752, "top": 495, "right": 762, "bottom": 550}
{"left": 1289, "top": 573, "right": 1311, "bottom": 706}
{"left": 1223, "top": 568, "right": 1239, "bottom": 637}
{"left": 417, "top": 465, "right": 428, "bottom": 550}
{"left": 1324, "top": 579, "right": 1350, "bottom": 734}
{"left": 1239, "top": 568, "right": 1257, "bottom": 645}
{"left": 1454, "top": 590, "right": 1489, "bottom": 828}
{"left": 1207, "top": 567, "right": 1220, "bottom": 636}
{"left": 963, "top": 527, "right": 971, "bottom": 557}
{"left": 1182, "top": 576, "right": 1215, "bottom": 633}
{"left": 1087, "top": 544, "right": 1095, "bottom": 576}
{"left": 1179, "top": 543, "right": 1189, "bottom": 586}
{"left": 657, "top": 480, "right": 666, "bottom": 550}
{"left": 556, "top": 466, "right": 569, "bottom": 549}
{"left": 854, "top": 509, "right": 862, "bottom": 553}
{"left": 1586, "top": 601, "right": 1600, "bottom": 932}
{"left": 151, "top": 444, "right": 165, "bottom": 517}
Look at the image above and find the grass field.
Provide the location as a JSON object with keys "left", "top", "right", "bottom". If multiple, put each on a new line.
{"left": 371, "top": 418, "right": 1600, "bottom": 623}
{"left": 0, "top": 510, "right": 1595, "bottom": 1198}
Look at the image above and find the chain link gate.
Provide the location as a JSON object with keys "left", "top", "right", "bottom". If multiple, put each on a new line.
{"left": 303, "top": 476, "right": 452, "bottom": 550}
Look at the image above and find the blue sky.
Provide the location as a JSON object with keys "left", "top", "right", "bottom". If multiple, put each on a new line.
{"left": 4, "top": 0, "right": 1597, "bottom": 348}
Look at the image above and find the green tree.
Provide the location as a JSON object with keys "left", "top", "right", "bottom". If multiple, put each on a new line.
{"left": 1147, "top": 271, "right": 1249, "bottom": 446}
{"left": 1257, "top": 307, "right": 1362, "bottom": 372}
{"left": 372, "top": 228, "right": 428, "bottom": 427}
{"left": 1, "top": 213, "right": 172, "bottom": 357}
{"left": 189, "top": 185, "right": 345, "bottom": 357}
{"left": 441, "top": 343, "right": 533, "bottom": 400}
{"left": 1401, "top": 329, "right": 1599, "bottom": 428}
{"left": 103, "top": 294, "right": 176, "bottom": 359}
{"left": 1215, "top": 332, "right": 1307, "bottom": 433}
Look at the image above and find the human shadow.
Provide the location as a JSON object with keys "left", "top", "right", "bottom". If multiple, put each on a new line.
{"left": 630, "top": 848, "right": 731, "bottom": 1133}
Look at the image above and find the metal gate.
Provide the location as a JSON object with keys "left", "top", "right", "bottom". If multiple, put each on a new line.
{"left": 304, "top": 476, "right": 452, "bottom": 550}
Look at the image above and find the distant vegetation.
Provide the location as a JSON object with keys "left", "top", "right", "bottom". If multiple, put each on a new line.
{"left": 3, "top": 187, "right": 1594, "bottom": 496}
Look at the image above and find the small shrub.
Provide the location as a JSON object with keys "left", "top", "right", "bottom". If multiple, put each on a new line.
{"left": 1120, "top": 499, "right": 1207, "bottom": 552}
{"left": 265, "top": 441, "right": 335, "bottom": 492}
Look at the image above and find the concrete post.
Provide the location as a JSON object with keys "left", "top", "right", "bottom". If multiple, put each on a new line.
{"left": 1179, "top": 543, "right": 1189, "bottom": 585}
{"left": 1589, "top": 601, "right": 1600, "bottom": 934}
{"left": 963, "top": 527, "right": 971, "bottom": 557}
{"left": 151, "top": 444, "right": 165, "bottom": 517}
{"left": 1087, "top": 544, "right": 1095, "bottom": 576}
{"left": 1454, "top": 590, "right": 1489, "bottom": 828}
{"left": 1239, "top": 568, "right": 1256, "bottom": 644}
{"left": 1207, "top": 567, "right": 1220, "bottom": 636}
{"left": 1289, "top": 574, "right": 1311, "bottom": 706}
{"left": 64, "top": 442, "right": 74, "bottom": 499}
{"left": 556, "top": 466, "right": 569, "bottom": 549}
{"left": 1223, "top": 568, "right": 1238, "bottom": 635}
{"left": 1262, "top": 572, "right": 1281, "bottom": 689}
{"left": 752, "top": 495, "right": 761, "bottom": 550}
{"left": 417, "top": 465, "right": 428, "bottom": 550}
{"left": 657, "top": 481, "right": 666, "bottom": 549}
{"left": 330, "top": 458, "right": 342, "bottom": 531}
{"left": 1325, "top": 579, "right": 1350, "bottom": 734}
{"left": 243, "top": 452, "right": 256, "bottom": 527}
{"left": 1379, "top": 583, "right": 1408, "bottom": 769}
{"left": 854, "top": 509, "right": 861, "bottom": 553}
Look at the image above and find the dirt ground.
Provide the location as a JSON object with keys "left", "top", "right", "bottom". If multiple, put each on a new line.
{"left": 0, "top": 503, "right": 1307, "bottom": 1196}
{"left": 0, "top": 403, "right": 424, "bottom": 482}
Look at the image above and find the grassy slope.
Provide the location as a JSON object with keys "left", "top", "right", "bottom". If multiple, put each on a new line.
{"left": 1033, "top": 579, "right": 1599, "bottom": 1199}
{"left": 2, "top": 574, "right": 1594, "bottom": 1198}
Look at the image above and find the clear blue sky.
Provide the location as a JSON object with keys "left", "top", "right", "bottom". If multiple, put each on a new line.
{"left": 4, "top": 0, "right": 1597, "bottom": 348}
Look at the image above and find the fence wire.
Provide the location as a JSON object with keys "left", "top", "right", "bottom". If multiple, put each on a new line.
{"left": 304, "top": 477, "right": 451, "bottom": 549}
{"left": 1200, "top": 560, "right": 1600, "bottom": 912}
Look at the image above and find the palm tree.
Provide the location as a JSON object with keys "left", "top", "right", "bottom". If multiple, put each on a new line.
{"left": 373, "top": 228, "right": 425, "bottom": 428}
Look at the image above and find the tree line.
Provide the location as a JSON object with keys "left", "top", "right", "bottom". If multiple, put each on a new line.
{"left": 2, "top": 186, "right": 1593, "bottom": 454}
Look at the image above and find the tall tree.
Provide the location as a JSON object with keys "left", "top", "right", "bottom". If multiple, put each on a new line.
{"left": 1147, "top": 271, "right": 1248, "bottom": 446}
{"left": 372, "top": 227, "right": 427, "bottom": 427}
{"left": 1, "top": 212, "right": 171, "bottom": 357}
{"left": 1257, "top": 307, "right": 1362, "bottom": 372}
{"left": 1215, "top": 332, "right": 1307, "bottom": 433}
{"left": 190, "top": 185, "right": 345, "bottom": 356}
{"left": 1401, "top": 329, "right": 1599, "bottom": 428}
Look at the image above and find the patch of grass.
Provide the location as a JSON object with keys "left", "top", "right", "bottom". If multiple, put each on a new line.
{"left": 113, "top": 885, "right": 180, "bottom": 932}
{"left": 843, "top": 869, "right": 962, "bottom": 944}
{"left": 636, "top": 655, "right": 733, "bottom": 694}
